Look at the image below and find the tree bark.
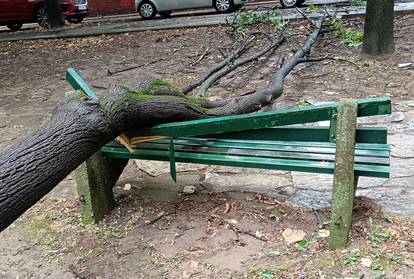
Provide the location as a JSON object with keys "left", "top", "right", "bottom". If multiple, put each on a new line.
{"left": 0, "top": 82, "right": 206, "bottom": 232}
{"left": 46, "top": 0, "right": 64, "bottom": 29}
{"left": 362, "top": 0, "right": 395, "bottom": 55}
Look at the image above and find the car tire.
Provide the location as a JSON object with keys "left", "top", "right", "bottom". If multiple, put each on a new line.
{"left": 67, "top": 16, "right": 84, "bottom": 24}
{"left": 6, "top": 23, "right": 23, "bottom": 31}
{"left": 138, "top": 1, "right": 157, "bottom": 19}
{"left": 35, "top": 6, "right": 49, "bottom": 27}
{"left": 280, "top": 0, "right": 301, "bottom": 8}
{"left": 159, "top": 10, "right": 172, "bottom": 18}
{"left": 213, "top": 0, "right": 235, "bottom": 13}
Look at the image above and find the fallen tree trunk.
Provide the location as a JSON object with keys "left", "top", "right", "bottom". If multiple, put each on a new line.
{"left": 0, "top": 83, "right": 207, "bottom": 231}
{"left": 0, "top": 17, "right": 326, "bottom": 232}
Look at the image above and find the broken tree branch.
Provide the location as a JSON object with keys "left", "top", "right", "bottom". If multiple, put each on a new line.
{"left": 181, "top": 37, "right": 254, "bottom": 94}
{"left": 206, "top": 16, "right": 326, "bottom": 116}
{"left": 195, "top": 34, "right": 286, "bottom": 97}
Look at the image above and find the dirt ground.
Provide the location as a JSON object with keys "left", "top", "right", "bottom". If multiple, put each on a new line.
{"left": 0, "top": 14, "right": 414, "bottom": 279}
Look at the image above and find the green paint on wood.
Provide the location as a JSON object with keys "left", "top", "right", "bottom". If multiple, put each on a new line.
{"left": 329, "top": 99, "right": 358, "bottom": 250}
{"left": 137, "top": 97, "right": 390, "bottom": 138}
{"left": 66, "top": 68, "right": 98, "bottom": 100}
{"left": 126, "top": 127, "right": 388, "bottom": 144}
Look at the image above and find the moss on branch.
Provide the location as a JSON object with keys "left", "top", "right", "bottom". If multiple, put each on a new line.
{"left": 119, "top": 78, "right": 208, "bottom": 114}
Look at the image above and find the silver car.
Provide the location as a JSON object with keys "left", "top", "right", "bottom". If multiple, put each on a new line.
{"left": 135, "top": 0, "right": 247, "bottom": 19}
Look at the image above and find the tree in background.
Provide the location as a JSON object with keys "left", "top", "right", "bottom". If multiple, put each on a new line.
{"left": 362, "top": 0, "right": 395, "bottom": 55}
{"left": 46, "top": 0, "right": 64, "bottom": 29}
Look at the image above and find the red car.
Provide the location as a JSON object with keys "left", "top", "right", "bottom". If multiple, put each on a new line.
{"left": 0, "top": 0, "right": 89, "bottom": 31}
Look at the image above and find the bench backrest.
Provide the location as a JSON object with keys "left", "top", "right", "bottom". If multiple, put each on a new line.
{"left": 66, "top": 68, "right": 391, "bottom": 145}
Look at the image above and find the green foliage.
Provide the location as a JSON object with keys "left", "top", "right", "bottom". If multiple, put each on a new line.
{"left": 371, "top": 261, "right": 382, "bottom": 270}
{"left": 330, "top": 15, "right": 363, "bottom": 47}
{"left": 294, "top": 239, "right": 309, "bottom": 250}
{"left": 357, "top": 59, "right": 375, "bottom": 69}
{"left": 351, "top": 0, "right": 366, "bottom": 6}
{"left": 306, "top": 4, "right": 316, "bottom": 13}
{"left": 297, "top": 99, "right": 311, "bottom": 107}
{"left": 231, "top": 10, "right": 284, "bottom": 37}
{"left": 245, "top": 266, "right": 282, "bottom": 279}
{"left": 342, "top": 249, "right": 361, "bottom": 265}
{"left": 367, "top": 218, "right": 391, "bottom": 245}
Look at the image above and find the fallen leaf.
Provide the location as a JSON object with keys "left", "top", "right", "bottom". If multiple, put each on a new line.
{"left": 224, "top": 202, "right": 231, "bottom": 214}
{"left": 318, "top": 229, "right": 330, "bottom": 238}
{"left": 282, "top": 228, "right": 306, "bottom": 244}
{"left": 227, "top": 219, "right": 238, "bottom": 225}
{"left": 183, "top": 185, "right": 196, "bottom": 194}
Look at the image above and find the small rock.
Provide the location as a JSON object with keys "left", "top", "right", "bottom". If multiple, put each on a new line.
{"left": 360, "top": 257, "right": 372, "bottom": 268}
{"left": 123, "top": 183, "right": 131, "bottom": 191}
{"left": 318, "top": 229, "right": 330, "bottom": 238}
{"left": 282, "top": 228, "right": 306, "bottom": 244}
{"left": 183, "top": 185, "right": 196, "bottom": 194}
{"left": 391, "top": 111, "right": 405, "bottom": 122}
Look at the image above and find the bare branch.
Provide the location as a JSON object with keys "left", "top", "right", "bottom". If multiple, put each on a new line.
{"left": 295, "top": 7, "right": 317, "bottom": 28}
{"left": 195, "top": 34, "right": 286, "bottom": 97}
{"left": 206, "top": 16, "right": 326, "bottom": 116}
{"left": 180, "top": 37, "right": 254, "bottom": 94}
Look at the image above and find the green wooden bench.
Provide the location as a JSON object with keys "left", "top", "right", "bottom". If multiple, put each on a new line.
{"left": 67, "top": 68, "right": 391, "bottom": 249}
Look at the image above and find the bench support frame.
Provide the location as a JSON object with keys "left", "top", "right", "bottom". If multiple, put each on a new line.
{"left": 75, "top": 152, "right": 127, "bottom": 224}
{"left": 328, "top": 99, "right": 358, "bottom": 250}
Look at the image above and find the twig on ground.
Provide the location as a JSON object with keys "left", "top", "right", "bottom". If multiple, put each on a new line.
{"left": 206, "top": 200, "right": 227, "bottom": 212}
{"left": 193, "top": 47, "right": 211, "bottom": 65}
{"left": 312, "top": 208, "right": 322, "bottom": 224}
{"left": 230, "top": 224, "right": 268, "bottom": 242}
{"left": 141, "top": 211, "right": 174, "bottom": 227}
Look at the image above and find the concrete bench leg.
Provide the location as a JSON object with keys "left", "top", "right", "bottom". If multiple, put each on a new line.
{"left": 329, "top": 99, "right": 358, "bottom": 250}
{"left": 75, "top": 152, "right": 128, "bottom": 224}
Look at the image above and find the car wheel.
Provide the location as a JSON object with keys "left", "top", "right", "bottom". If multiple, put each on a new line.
{"left": 280, "top": 0, "right": 301, "bottom": 8}
{"left": 159, "top": 10, "right": 172, "bottom": 18}
{"left": 6, "top": 23, "right": 23, "bottom": 31}
{"left": 138, "top": 1, "right": 157, "bottom": 19}
{"left": 35, "top": 6, "right": 49, "bottom": 27}
{"left": 213, "top": 0, "right": 235, "bottom": 13}
{"left": 67, "top": 16, "right": 84, "bottom": 24}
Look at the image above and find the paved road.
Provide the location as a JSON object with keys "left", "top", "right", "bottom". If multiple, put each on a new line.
{"left": 2, "top": 1, "right": 413, "bottom": 42}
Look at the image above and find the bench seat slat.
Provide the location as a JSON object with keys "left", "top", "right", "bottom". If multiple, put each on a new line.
{"left": 105, "top": 138, "right": 390, "bottom": 158}
{"left": 100, "top": 146, "right": 389, "bottom": 178}
{"left": 108, "top": 142, "right": 389, "bottom": 165}
{"left": 126, "top": 127, "right": 388, "bottom": 144}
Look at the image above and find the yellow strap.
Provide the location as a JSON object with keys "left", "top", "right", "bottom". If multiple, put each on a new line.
{"left": 116, "top": 134, "right": 170, "bottom": 153}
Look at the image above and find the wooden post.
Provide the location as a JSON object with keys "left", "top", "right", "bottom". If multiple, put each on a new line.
{"left": 75, "top": 152, "right": 128, "bottom": 224}
{"left": 329, "top": 99, "right": 358, "bottom": 250}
